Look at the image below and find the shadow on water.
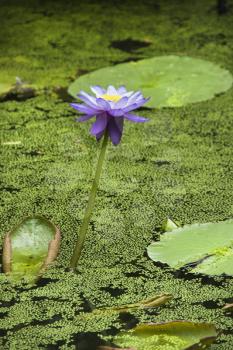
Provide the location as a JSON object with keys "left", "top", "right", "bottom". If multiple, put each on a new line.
{"left": 111, "top": 38, "right": 151, "bottom": 53}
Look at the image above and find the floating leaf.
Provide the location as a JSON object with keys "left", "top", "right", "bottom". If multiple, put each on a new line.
{"left": 80, "top": 294, "right": 172, "bottom": 322}
{"left": 68, "top": 56, "right": 233, "bottom": 108}
{"left": 107, "top": 321, "right": 217, "bottom": 350}
{"left": 147, "top": 220, "right": 233, "bottom": 276}
{"left": 2, "top": 216, "right": 61, "bottom": 282}
{"left": 94, "top": 294, "right": 172, "bottom": 315}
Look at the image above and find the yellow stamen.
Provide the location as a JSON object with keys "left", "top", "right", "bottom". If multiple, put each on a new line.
{"left": 101, "top": 94, "right": 121, "bottom": 102}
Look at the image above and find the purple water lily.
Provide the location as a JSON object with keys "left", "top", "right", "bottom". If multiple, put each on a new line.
{"left": 70, "top": 85, "right": 150, "bottom": 145}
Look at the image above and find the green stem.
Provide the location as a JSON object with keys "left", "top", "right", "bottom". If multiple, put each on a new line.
{"left": 70, "top": 131, "right": 109, "bottom": 269}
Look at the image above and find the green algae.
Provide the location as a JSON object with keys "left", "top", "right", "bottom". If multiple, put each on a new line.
{"left": 1, "top": 0, "right": 233, "bottom": 349}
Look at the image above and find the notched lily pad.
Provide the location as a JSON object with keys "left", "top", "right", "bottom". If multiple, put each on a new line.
{"left": 147, "top": 220, "right": 233, "bottom": 276}
{"left": 100, "top": 321, "right": 217, "bottom": 350}
{"left": 2, "top": 216, "right": 61, "bottom": 282}
{"left": 68, "top": 55, "right": 233, "bottom": 108}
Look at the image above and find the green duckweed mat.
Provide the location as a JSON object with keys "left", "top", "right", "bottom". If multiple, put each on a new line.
{"left": 1, "top": 0, "right": 233, "bottom": 349}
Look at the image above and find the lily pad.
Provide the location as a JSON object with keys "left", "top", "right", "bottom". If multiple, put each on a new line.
{"left": 105, "top": 321, "right": 217, "bottom": 350}
{"left": 2, "top": 216, "right": 61, "bottom": 282}
{"left": 68, "top": 55, "right": 233, "bottom": 108}
{"left": 147, "top": 220, "right": 233, "bottom": 276}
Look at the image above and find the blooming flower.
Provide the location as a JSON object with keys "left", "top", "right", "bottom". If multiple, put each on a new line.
{"left": 70, "top": 85, "right": 150, "bottom": 145}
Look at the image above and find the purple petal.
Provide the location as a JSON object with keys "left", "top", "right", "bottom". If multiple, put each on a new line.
{"left": 127, "top": 91, "right": 143, "bottom": 103}
{"left": 70, "top": 103, "right": 97, "bottom": 115}
{"left": 90, "top": 85, "right": 106, "bottom": 96}
{"left": 96, "top": 130, "right": 105, "bottom": 141}
{"left": 124, "top": 113, "right": 149, "bottom": 123}
{"left": 108, "top": 116, "right": 124, "bottom": 145}
{"left": 123, "top": 97, "right": 150, "bottom": 112}
{"left": 108, "top": 108, "right": 124, "bottom": 117}
{"left": 114, "top": 96, "right": 128, "bottom": 109}
{"left": 122, "top": 90, "right": 134, "bottom": 98}
{"left": 117, "top": 86, "right": 127, "bottom": 94}
{"left": 77, "top": 114, "right": 95, "bottom": 122}
{"left": 122, "top": 103, "right": 138, "bottom": 112}
{"left": 78, "top": 91, "right": 99, "bottom": 109}
{"left": 96, "top": 98, "right": 111, "bottom": 110}
{"left": 114, "top": 116, "right": 124, "bottom": 131}
{"left": 136, "top": 97, "right": 150, "bottom": 106}
{"left": 106, "top": 85, "right": 117, "bottom": 95}
{"left": 90, "top": 114, "right": 108, "bottom": 135}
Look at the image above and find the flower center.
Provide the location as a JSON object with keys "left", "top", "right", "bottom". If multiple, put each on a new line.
{"left": 101, "top": 94, "right": 121, "bottom": 102}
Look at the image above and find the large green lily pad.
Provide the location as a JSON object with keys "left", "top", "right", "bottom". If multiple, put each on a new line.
{"left": 2, "top": 216, "right": 61, "bottom": 282}
{"left": 107, "top": 321, "right": 217, "bottom": 350}
{"left": 147, "top": 220, "right": 233, "bottom": 276}
{"left": 68, "top": 56, "right": 233, "bottom": 108}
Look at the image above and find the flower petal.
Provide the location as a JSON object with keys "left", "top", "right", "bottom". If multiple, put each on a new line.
{"left": 123, "top": 97, "right": 150, "bottom": 112}
{"left": 114, "top": 96, "right": 128, "bottom": 109}
{"left": 90, "top": 114, "right": 108, "bottom": 135}
{"left": 90, "top": 85, "right": 106, "bottom": 97}
{"left": 122, "top": 90, "right": 134, "bottom": 98}
{"left": 76, "top": 114, "right": 95, "bottom": 122}
{"left": 96, "top": 130, "right": 105, "bottom": 141}
{"left": 107, "top": 85, "right": 117, "bottom": 95}
{"left": 108, "top": 108, "right": 124, "bottom": 117}
{"left": 70, "top": 103, "right": 97, "bottom": 115}
{"left": 114, "top": 116, "right": 124, "bottom": 131}
{"left": 127, "top": 91, "right": 143, "bottom": 103}
{"left": 78, "top": 91, "right": 99, "bottom": 108}
{"left": 122, "top": 103, "right": 138, "bottom": 112}
{"left": 96, "top": 98, "right": 111, "bottom": 110}
{"left": 108, "top": 117, "right": 124, "bottom": 145}
{"left": 117, "top": 86, "right": 127, "bottom": 94}
{"left": 124, "top": 113, "right": 149, "bottom": 123}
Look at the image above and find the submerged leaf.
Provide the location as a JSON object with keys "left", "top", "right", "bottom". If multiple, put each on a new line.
{"left": 147, "top": 220, "right": 233, "bottom": 276}
{"left": 68, "top": 56, "right": 233, "bottom": 108}
{"left": 109, "top": 321, "right": 217, "bottom": 350}
{"left": 97, "top": 294, "right": 172, "bottom": 314}
{"left": 2, "top": 216, "right": 61, "bottom": 282}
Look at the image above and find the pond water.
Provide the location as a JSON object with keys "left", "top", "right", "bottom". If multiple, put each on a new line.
{"left": 0, "top": 0, "right": 233, "bottom": 349}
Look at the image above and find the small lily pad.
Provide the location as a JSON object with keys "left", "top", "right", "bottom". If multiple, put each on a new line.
{"left": 68, "top": 55, "right": 233, "bottom": 108}
{"left": 107, "top": 321, "right": 217, "bottom": 350}
{"left": 2, "top": 216, "right": 61, "bottom": 282}
{"left": 147, "top": 220, "right": 233, "bottom": 276}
